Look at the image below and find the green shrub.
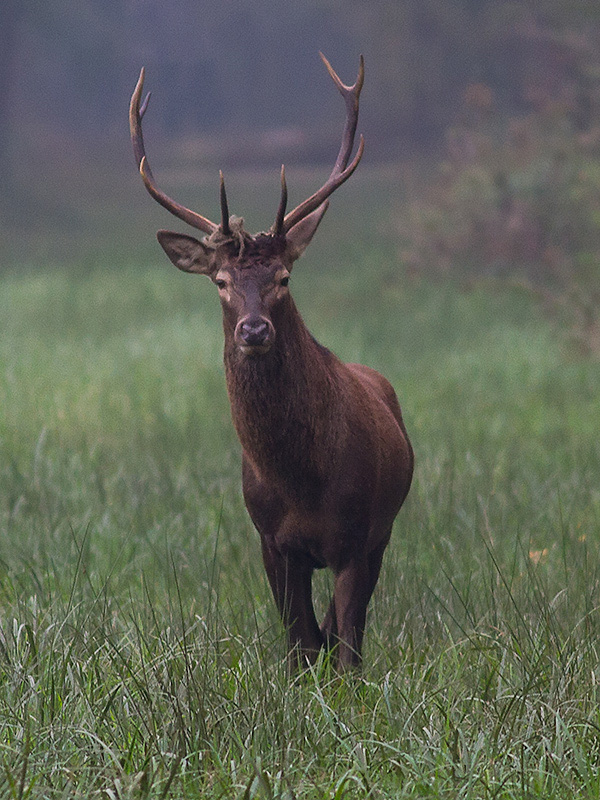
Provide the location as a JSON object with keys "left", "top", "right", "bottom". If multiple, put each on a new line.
{"left": 398, "top": 97, "right": 600, "bottom": 353}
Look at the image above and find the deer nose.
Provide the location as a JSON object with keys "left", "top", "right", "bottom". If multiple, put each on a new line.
{"left": 236, "top": 316, "right": 274, "bottom": 351}
{"left": 240, "top": 319, "right": 269, "bottom": 344}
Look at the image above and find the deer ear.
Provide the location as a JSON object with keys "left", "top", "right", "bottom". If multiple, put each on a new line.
{"left": 285, "top": 202, "right": 329, "bottom": 261}
{"left": 156, "top": 230, "right": 214, "bottom": 274}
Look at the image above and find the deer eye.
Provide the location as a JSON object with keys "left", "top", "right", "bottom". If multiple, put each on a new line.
{"left": 215, "top": 279, "right": 227, "bottom": 290}
{"left": 280, "top": 276, "right": 290, "bottom": 287}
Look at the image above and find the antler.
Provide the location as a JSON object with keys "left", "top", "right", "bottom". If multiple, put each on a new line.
{"left": 129, "top": 68, "right": 219, "bottom": 236}
{"left": 273, "top": 54, "right": 365, "bottom": 236}
{"left": 130, "top": 59, "right": 363, "bottom": 240}
{"left": 273, "top": 165, "right": 288, "bottom": 236}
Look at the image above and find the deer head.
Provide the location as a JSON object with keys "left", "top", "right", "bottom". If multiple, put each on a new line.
{"left": 129, "top": 54, "right": 364, "bottom": 355}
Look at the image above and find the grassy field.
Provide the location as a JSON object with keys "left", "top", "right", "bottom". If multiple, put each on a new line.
{"left": 1, "top": 174, "right": 600, "bottom": 798}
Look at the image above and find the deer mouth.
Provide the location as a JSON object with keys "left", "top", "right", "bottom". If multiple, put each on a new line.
{"left": 239, "top": 343, "right": 273, "bottom": 356}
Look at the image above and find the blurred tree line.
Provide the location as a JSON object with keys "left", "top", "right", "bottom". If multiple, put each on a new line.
{"left": 387, "top": 3, "right": 600, "bottom": 352}
{"left": 3, "top": 0, "right": 600, "bottom": 168}
{"left": 2, "top": 0, "right": 600, "bottom": 349}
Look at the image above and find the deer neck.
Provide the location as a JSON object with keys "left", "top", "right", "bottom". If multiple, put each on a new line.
{"left": 223, "top": 298, "right": 339, "bottom": 489}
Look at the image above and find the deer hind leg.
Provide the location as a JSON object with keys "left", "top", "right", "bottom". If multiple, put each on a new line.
{"left": 260, "top": 541, "right": 323, "bottom": 668}
{"left": 320, "top": 597, "right": 337, "bottom": 650}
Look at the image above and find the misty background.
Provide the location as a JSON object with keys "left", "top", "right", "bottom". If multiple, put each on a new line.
{"left": 2, "top": 0, "right": 600, "bottom": 349}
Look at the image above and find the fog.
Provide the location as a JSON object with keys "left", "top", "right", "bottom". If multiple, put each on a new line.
{"left": 2, "top": 1, "right": 599, "bottom": 267}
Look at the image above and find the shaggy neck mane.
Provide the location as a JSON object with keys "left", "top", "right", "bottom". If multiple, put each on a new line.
{"left": 223, "top": 297, "right": 342, "bottom": 497}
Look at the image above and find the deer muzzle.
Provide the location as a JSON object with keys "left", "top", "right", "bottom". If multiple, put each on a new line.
{"left": 235, "top": 316, "right": 275, "bottom": 356}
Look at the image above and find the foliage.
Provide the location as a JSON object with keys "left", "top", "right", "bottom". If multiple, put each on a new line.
{"left": 397, "top": 43, "right": 600, "bottom": 353}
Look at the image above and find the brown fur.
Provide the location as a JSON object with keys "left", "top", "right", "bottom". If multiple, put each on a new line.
{"left": 232, "top": 288, "right": 414, "bottom": 668}
{"left": 155, "top": 230, "right": 413, "bottom": 669}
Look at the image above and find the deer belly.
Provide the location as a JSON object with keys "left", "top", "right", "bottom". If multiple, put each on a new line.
{"left": 241, "top": 443, "right": 407, "bottom": 568}
{"left": 244, "top": 484, "right": 379, "bottom": 570}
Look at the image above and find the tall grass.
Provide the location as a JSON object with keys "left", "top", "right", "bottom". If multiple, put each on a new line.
{"left": 1, "top": 187, "right": 600, "bottom": 797}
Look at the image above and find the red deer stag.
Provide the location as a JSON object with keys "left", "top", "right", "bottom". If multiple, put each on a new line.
{"left": 129, "top": 55, "right": 414, "bottom": 670}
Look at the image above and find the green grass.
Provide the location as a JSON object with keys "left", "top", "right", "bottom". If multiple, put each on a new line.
{"left": 1, "top": 195, "right": 600, "bottom": 797}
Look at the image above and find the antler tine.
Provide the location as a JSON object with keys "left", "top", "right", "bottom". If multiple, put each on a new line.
{"left": 130, "top": 69, "right": 150, "bottom": 168}
{"left": 320, "top": 52, "right": 364, "bottom": 175}
{"left": 219, "top": 171, "right": 231, "bottom": 235}
{"left": 129, "top": 68, "right": 218, "bottom": 236}
{"left": 280, "top": 55, "right": 365, "bottom": 235}
{"left": 272, "top": 165, "right": 288, "bottom": 236}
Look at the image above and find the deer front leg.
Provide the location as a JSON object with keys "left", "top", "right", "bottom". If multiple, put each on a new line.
{"left": 322, "top": 536, "right": 390, "bottom": 668}
{"left": 331, "top": 559, "right": 371, "bottom": 670}
{"left": 260, "top": 540, "right": 323, "bottom": 668}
